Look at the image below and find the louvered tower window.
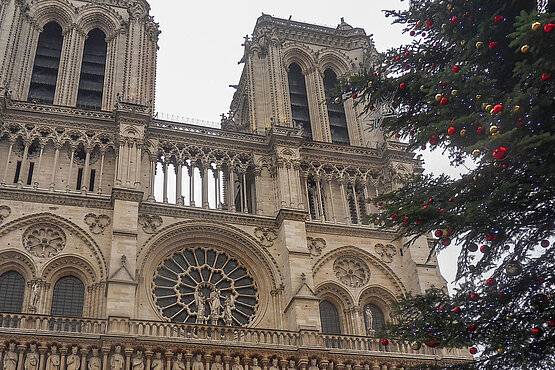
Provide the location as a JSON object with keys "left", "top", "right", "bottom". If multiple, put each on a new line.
{"left": 323, "top": 69, "right": 349, "bottom": 144}
{"left": 287, "top": 63, "right": 312, "bottom": 140}
{"left": 51, "top": 276, "right": 84, "bottom": 317}
{"left": 76, "top": 28, "right": 107, "bottom": 110}
{"left": 319, "top": 300, "right": 341, "bottom": 334}
{"left": 0, "top": 271, "right": 25, "bottom": 313}
{"left": 28, "top": 22, "right": 63, "bottom": 104}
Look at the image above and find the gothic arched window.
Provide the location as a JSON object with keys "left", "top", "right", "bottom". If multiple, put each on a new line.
{"left": 51, "top": 276, "right": 84, "bottom": 317}
{"left": 319, "top": 300, "right": 341, "bottom": 334}
{"left": 0, "top": 271, "right": 25, "bottom": 313}
{"left": 287, "top": 63, "right": 312, "bottom": 140}
{"left": 76, "top": 28, "right": 107, "bottom": 110}
{"left": 363, "top": 303, "right": 385, "bottom": 334}
{"left": 323, "top": 69, "right": 349, "bottom": 144}
{"left": 28, "top": 22, "right": 63, "bottom": 104}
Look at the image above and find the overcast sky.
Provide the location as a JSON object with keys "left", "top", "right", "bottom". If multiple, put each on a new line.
{"left": 147, "top": 0, "right": 462, "bottom": 290}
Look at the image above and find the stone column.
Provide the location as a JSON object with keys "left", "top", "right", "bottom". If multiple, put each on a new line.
{"left": 1, "top": 138, "right": 14, "bottom": 185}
{"left": 80, "top": 349, "right": 89, "bottom": 370}
{"left": 162, "top": 160, "right": 168, "bottom": 203}
{"left": 175, "top": 160, "right": 183, "bottom": 205}
{"left": 49, "top": 144, "right": 61, "bottom": 191}
{"left": 134, "top": 143, "right": 142, "bottom": 187}
{"left": 185, "top": 354, "right": 192, "bottom": 370}
{"left": 101, "top": 347, "right": 110, "bottom": 370}
{"left": 327, "top": 176, "right": 337, "bottom": 223}
{"left": 201, "top": 163, "right": 209, "bottom": 208}
{"left": 82, "top": 147, "right": 91, "bottom": 192}
{"left": 228, "top": 168, "right": 235, "bottom": 211}
{"left": 59, "top": 347, "right": 67, "bottom": 370}
{"left": 33, "top": 143, "right": 45, "bottom": 189}
{"left": 223, "top": 356, "right": 231, "bottom": 370}
{"left": 17, "top": 139, "right": 30, "bottom": 185}
{"left": 315, "top": 176, "right": 325, "bottom": 222}
{"left": 164, "top": 352, "right": 173, "bottom": 370}
{"left": 38, "top": 346, "right": 47, "bottom": 370}
{"left": 339, "top": 178, "right": 349, "bottom": 224}
{"left": 66, "top": 145, "right": 75, "bottom": 192}
{"left": 146, "top": 154, "right": 156, "bottom": 201}
{"left": 97, "top": 150, "right": 106, "bottom": 194}
{"left": 16, "top": 345, "right": 26, "bottom": 370}
{"left": 144, "top": 351, "right": 152, "bottom": 370}
{"left": 188, "top": 165, "right": 195, "bottom": 207}
{"left": 124, "top": 349, "right": 133, "bottom": 370}
{"left": 203, "top": 355, "right": 212, "bottom": 370}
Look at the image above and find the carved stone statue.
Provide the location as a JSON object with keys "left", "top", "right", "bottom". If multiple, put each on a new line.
{"left": 29, "top": 281, "right": 41, "bottom": 311}
{"left": 194, "top": 291, "right": 206, "bottom": 324}
{"left": 231, "top": 357, "right": 243, "bottom": 370}
{"left": 268, "top": 359, "right": 279, "bottom": 370}
{"left": 24, "top": 344, "right": 39, "bottom": 370}
{"left": 151, "top": 353, "right": 163, "bottom": 370}
{"left": 66, "top": 347, "right": 80, "bottom": 370}
{"left": 364, "top": 305, "right": 374, "bottom": 335}
{"left": 191, "top": 355, "right": 203, "bottom": 370}
{"left": 132, "top": 351, "right": 144, "bottom": 370}
{"left": 250, "top": 358, "right": 261, "bottom": 370}
{"left": 210, "top": 355, "right": 223, "bottom": 370}
{"left": 46, "top": 346, "right": 60, "bottom": 370}
{"left": 287, "top": 360, "right": 296, "bottom": 370}
{"left": 308, "top": 359, "right": 318, "bottom": 370}
{"left": 208, "top": 289, "right": 222, "bottom": 324}
{"left": 4, "top": 343, "right": 18, "bottom": 370}
{"left": 223, "top": 294, "right": 235, "bottom": 326}
{"left": 88, "top": 349, "right": 101, "bottom": 370}
{"left": 172, "top": 354, "right": 185, "bottom": 370}
{"left": 110, "top": 346, "right": 124, "bottom": 370}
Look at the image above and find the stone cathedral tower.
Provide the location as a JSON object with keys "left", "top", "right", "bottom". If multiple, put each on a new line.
{"left": 0, "top": 2, "right": 468, "bottom": 369}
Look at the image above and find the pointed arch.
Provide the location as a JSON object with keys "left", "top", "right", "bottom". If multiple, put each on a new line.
{"left": 28, "top": 0, "right": 76, "bottom": 33}
{"left": 75, "top": 4, "right": 123, "bottom": 38}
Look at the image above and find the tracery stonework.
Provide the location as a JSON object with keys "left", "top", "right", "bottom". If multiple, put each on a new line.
{"left": 152, "top": 247, "right": 258, "bottom": 326}
{"left": 333, "top": 256, "right": 370, "bottom": 288}
{"left": 22, "top": 223, "right": 66, "bottom": 258}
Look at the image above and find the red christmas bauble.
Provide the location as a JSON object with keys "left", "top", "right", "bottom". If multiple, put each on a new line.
{"left": 493, "top": 146, "right": 508, "bottom": 160}
{"left": 545, "top": 23, "right": 554, "bottom": 32}
{"left": 452, "top": 65, "right": 460, "bottom": 73}
{"left": 352, "top": 93, "right": 357, "bottom": 99}
{"left": 435, "top": 230, "right": 443, "bottom": 237}
{"left": 421, "top": 145, "right": 426, "bottom": 150}
{"left": 400, "top": 82, "right": 406, "bottom": 89}
{"left": 426, "top": 19, "right": 432, "bottom": 28}
{"left": 542, "top": 73, "right": 551, "bottom": 81}
{"left": 487, "top": 278, "right": 496, "bottom": 286}
{"left": 470, "top": 293, "right": 479, "bottom": 300}
{"left": 451, "top": 16, "right": 458, "bottom": 23}
{"left": 548, "top": 319, "right": 555, "bottom": 327}
{"left": 422, "top": 205, "right": 428, "bottom": 209}
{"left": 477, "top": 126, "right": 483, "bottom": 134}
{"left": 492, "top": 104, "right": 503, "bottom": 113}
{"left": 453, "top": 306, "right": 461, "bottom": 313}
{"left": 410, "top": 30, "right": 416, "bottom": 36}
{"left": 440, "top": 208, "right": 445, "bottom": 212}
{"left": 480, "top": 245, "right": 490, "bottom": 253}
{"left": 447, "top": 126, "right": 456, "bottom": 135}
{"left": 403, "top": 216, "right": 409, "bottom": 223}
{"left": 531, "top": 327, "right": 542, "bottom": 336}
{"left": 391, "top": 213, "right": 398, "bottom": 220}
{"left": 404, "top": 51, "right": 410, "bottom": 57}
{"left": 369, "top": 105, "right": 375, "bottom": 111}
{"left": 381, "top": 339, "right": 389, "bottom": 346}
{"left": 426, "top": 341, "right": 437, "bottom": 348}
{"left": 429, "top": 136, "right": 439, "bottom": 145}
{"left": 378, "top": 201, "right": 383, "bottom": 206}
{"left": 467, "top": 324, "right": 477, "bottom": 331}
{"left": 469, "top": 347, "right": 478, "bottom": 355}
{"left": 489, "top": 41, "right": 498, "bottom": 49}
{"left": 541, "top": 240, "right": 550, "bottom": 248}
{"left": 440, "top": 97, "right": 448, "bottom": 105}
{"left": 494, "top": 15, "right": 503, "bottom": 23}
{"left": 396, "top": 56, "right": 400, "bottom": 61}
{"left": 442, "top": 237, "right": 451, "bottom": 246}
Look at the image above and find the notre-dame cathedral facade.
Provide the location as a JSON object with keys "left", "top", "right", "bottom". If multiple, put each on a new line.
{"left": 0, "top": 1, "right": 467, "bottom": 369}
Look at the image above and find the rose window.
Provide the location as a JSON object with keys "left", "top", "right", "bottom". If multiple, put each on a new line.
{"left": 152, "top": 247, "right": 258, "bottom": 326}
{"left": 333, "top": 256, "right": 370, "bottom": 288}
{"left": 23, "top": 224, "right": 66, "bottom": 258}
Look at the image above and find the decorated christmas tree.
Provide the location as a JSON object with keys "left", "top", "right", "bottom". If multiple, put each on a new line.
{"left": 330, "top": 1, "right": 554, "bottom": 368}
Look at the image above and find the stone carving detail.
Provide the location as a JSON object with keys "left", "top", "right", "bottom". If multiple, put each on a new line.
{"left": 231, "top": 357, "right": 242, "bottom": 370}
{"left": 88, "top": 349, "right": 101, "bottom": 370}
{"left": 23, "top": 223, "right": 66, "bottom": 258}
{"left": 286, "top": 360, "right": 296, "bottom": 370}
{"left": 152, "top": 247, "right": 258, "bottom": 326}
{"left": 46, "top": 346, "right": 60, "bottom": 370}
{"left": 66, "top": 347, "right": 80, "bottom": 370}
{"left": 138, "top": 214, "right": 163, "bottom": 234}
{"left": 333, "top": 256, "right": 370, "bottom": 288}
{"left": 84, "top": 213, "right": 111, "bottom": 234}
{"left": 0, "top": 205, "right": 11, "bottom": 223}
{"left": 151, "top": 353, "right": 163, "bottom": 370}
{"left": 375, "top": 243, "right": 397, "bottom": 263}
{"left": 29, "top": 280, "right": 41, "bottom": 312}
{"left": 110, "top": 346, "right": 124, "bottom": 370}
{"left": 131, "top": 351, "right": 144, "bottom": 370}
{"left": 24, "top": 344, "right": 39, "bottom": 370}
{"left": 172, "top": 354, "right": 185, "bottom": 370}
{"left": 268, "top": 359, "right": 279, "bottom": 370}
{"left": 210, "top": 355, "right": 223, "bottom": 370}
{"left": 4, "top": 343, "right": 18, "bottom": 370}
{"left": 306, "top": 237, "right": 326, "bottom": 256}
{"left": 254, "top": 227, "right": 277, "bottom": 247}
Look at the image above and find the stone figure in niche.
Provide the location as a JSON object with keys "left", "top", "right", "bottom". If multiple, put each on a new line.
{"left": 287, "top": 360, "right": 296, "bottom": 370}
{"left": 223, "top": 294, "right": 235, "bottom": 326}
{"left": 231, "top": 357, "right": 243, "bottom": 370}
{"left": 191, "top": 355, "right": 203, "bottom": 370}
{"left": 46, "top": 346, "right": 60, "bottom": 370}
{"left": 308, "top": 359, "right": 318, "bottom": 370}
{"left": 268, "top": 359, "right": 279, "bottom": 370}
{"left": 364, "top": 305, "right": 374, "bottom": 334}
{"left": 132, "top": 351, "right": 144, "bottom": 370}
{"left": 66, "top": 347, "right": 80, "bottom": 370}
{"left": 4, "top": 343, "right": 18, "bottom": 370}
{"left": 210, "top": 355, "right": 223, "bottom": 370}
{"left": 151, "top": 353, "right": 163, "bottom": 370}
{"left": 24, "top": 344, "right": 39, "bottom": 370}
{"left": 88, "top": 349, "right": 101, "bottom": 370}
{"left": 29, "top": 281, "right": 41, "bottom": 311}
{"left": 194, "top": 291, "right": 206, "bottom": 324}
{"left": 172, "top": 354, "right": 185, "bottom": 370}
{"left": 110, "top": 346, "right": 124, "bottom": 370}
{"left": 208, "top": 289, "right": 222, "bottom": 324}
{"left": 250, "top": 358, "right": 261, "bottom": 370}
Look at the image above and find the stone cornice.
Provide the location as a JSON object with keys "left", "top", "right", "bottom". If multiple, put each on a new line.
{"left": 306, "top": 222, "right": 398, "bottom": 240}
{"left": 4, "top": 99, "right": 114, "bottom": 121}
{"left": 276, "top": 208, "right": 309, "bottom": 227}
{"left": 0, "top": 187, "right": 112, "bottom": 209}
{"left": 111, "top": 188, "right": 144, "bottom": 203}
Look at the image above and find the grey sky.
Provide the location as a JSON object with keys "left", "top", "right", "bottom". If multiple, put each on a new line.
{"left": 147, "top": 0, "right": 461, "bottom": 290}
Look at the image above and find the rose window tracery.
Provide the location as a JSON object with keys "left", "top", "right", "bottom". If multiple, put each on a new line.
{"left": 152, "top": 247, "right": 258, "bottom": 326}
{"left": 23, "top": 224, "right": 66, "bottom": 258}
{"left": 333, "top": 256, "right": 370, "bottom": 288}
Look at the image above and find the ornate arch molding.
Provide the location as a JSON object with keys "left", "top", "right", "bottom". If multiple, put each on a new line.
{"left": 75, "top": 4, "right": 124, "bottom": 37}
{"left": 41, "top": 254, "right": 98, "bottom": 285}
{"left": 0, "top": 213, "right": 107, "bottom": 280}
{"left": 317, "top": 49, "right": 353, "bottom": 76}
{"left": 0, "top": 249, "right": 37, "bottom": 280}
{"left": 282, "top": 44, "right": 316, "bottom": 74}
{"left": 314, "top": 280, "right": 355, "bottom": 309}
{"left": 313, "top": 245, "right": 406, "bottom": 295}
{"left": 28, "top": 0, "right": 76, "bottom": 32}
{"left": 138, "top": 220, "right": 283, "bottom": 327}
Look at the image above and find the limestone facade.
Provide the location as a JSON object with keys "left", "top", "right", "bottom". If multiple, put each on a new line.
{"left": 0, "top": 1, "right": 468, "bottom": 369}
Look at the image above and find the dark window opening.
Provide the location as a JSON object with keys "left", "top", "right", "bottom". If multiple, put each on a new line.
{"left": 76, "top": 168, "right": 83, "bottom": 190}
{"left": 319, "top": 300, "right": 341, "bottom": 334}
{"left": 26, "top": 162, "right": 35, "bottom": 185}
{"left": 13, "top": 161, "right": 22, "bottom": 183}
{"left": 0, "top": 271, "right": 25, "bottom": 313}
{"left": 89, "top": 169, "right": 96, "bottom": 191}
{"left": 287, "top": 63, "right": 312, "bottom": 140}
{"left": 76, "top": 28, "right": 107, "bottom": 110}
{"left": 28, "top": 22, "right": 63, "bottom": 104}
{"left": 324, "top": 69, "right": 349, "bottom": 144}
{"left": 51, "top": 276, "right": 84, "bottom": 317}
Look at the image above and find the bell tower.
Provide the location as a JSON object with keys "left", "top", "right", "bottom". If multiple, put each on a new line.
{"left": 0, "top": 0, "right": 159, "bottom": 110}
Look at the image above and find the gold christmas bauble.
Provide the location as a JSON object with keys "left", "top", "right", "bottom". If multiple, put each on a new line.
{"left": 531, "top": 22, "right": 542, "bottom": 31}
{"left": 451, "top": 89, "right": 458, "bottom": 96}
{"left": 435, "top": 93, "right": 443, "bottom": 101}
{"left": 374, "top": 217, "right": 381, "bottom": 225}
{"left": 334, "top": 97, "right": 341, "bottom": 104}
{"left": 472, "top": 149, "right": 481, "bottom": 157}
{"left": 485, "top": 104, "right": 493, "bottom": 111}
{"left": 423, "top": 51, "right": 429, "bottom": 56}
{"left": 475, "top": 41, "right": 483, "bottom": 48}
{"left": 460, "top": 129, "right": 467, "bottom": 136}
{"left": 420, "top": 85, "right": 426, "bottom": 91}
{"left": 521, "top": 45, "right": 530, "bottom": 53}
{"left": 441, "top": 23, "right": 447, "bottom": 29}
{"left": 447, "top": 4, "right": 453, "bottom": 10}
{"left": 498, "top": 348, "right": 504, "bottom": 354}
{"left": 460, "top": 40, "right": 466, "bottom": 46}
{"left": 489, "top": 125, "right": 499, "bottom": 134}
{"left": 476, "top": 94, "right": 482, "bottom": 99}
{"left": 367, "top": 81, "right": 373, "bottom": 87}
{"left": 513, "top": 105, "right": 520, "bottom": 113}
{"left": 418, "top": 58, "right": 423, "bottom": 63}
